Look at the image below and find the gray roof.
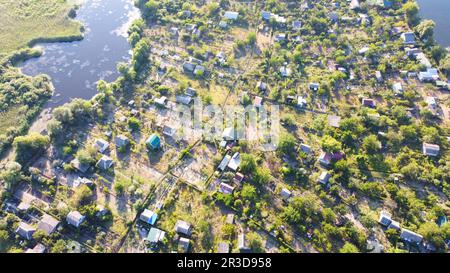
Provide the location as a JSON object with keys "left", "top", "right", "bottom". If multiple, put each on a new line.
{"left": 400, "top": 228, "right": 423, "bottom": 244}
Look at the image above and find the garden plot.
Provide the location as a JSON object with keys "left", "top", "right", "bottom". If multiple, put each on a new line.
{"left": 171, "top": 143, "right": 217, "bottom": 189}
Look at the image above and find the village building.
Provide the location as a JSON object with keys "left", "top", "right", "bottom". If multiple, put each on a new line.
{"left": 217, "top": 242, "right": 230, "bottom": 253}
{"left": 219, "top": 182, "right": 235, "bottom": 195}
{"left": 318, "top": 171, "right": 331, "bottom": 185}
{"left": 146, "top": 134, "right": 161, "bottom": 150}
{"left": 227, "top": 152, "right": 241, "bottom": 171}
{"left": 96, "top": 155, "right": 114, "bottom": 170}
{"left": 16, "top": 222, "right": 36, "bottom": 240}
{"left": 178, "top": 237, "right": 190, "bottom": 253}
{"left": 174, "top": 220, "right": 192, "bottom": 236}
{"left": 400, "top": 228, "right": 423, "bottom": 244}
{"left": 422, "top": 142, "right": 440, "bottom": 157}
{"left": 66, "top": 211, "right": 85, "bottom": 228}
{"left": 140, "top": 209, "right": 158, "bottom": 225}
{"left": 146, "top": 227, "right": 165, "bottom": 244}
{"left": 401, "top": 32, "right": 416, "bottom": 45}
{"left": 93, "top": 138, "right": 109, "bottom": 154}
{"left": 115, "top": 134, "right": 129, "bottom": 148}
{"left": 224, "top": 11, "right": 239, "bottom": 21}
{"left": 280, "top": 188, "right": 292, "bottom": 200}
{"left": 25, "top": 243, "right": 46, "bottom": 253}
{"left": 37, "top": 214, "right": 60, "bottom": 235}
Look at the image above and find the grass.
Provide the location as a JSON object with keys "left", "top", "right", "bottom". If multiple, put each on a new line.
{"left": 0, "top": 105, "right": 28, "bottom": 131}
{"left": 0, "top": 0, "right": 83, "bottom": 54}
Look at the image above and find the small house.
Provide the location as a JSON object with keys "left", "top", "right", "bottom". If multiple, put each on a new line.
{"left": 222, "top": 127, "right": 235, "bottom": 141}
{"left": 16, "top": 222, "right": 36, "bottom": 240}
{"left": 422, "top": 143, "right": 440, "bottom": 157}
{"left": 238, "top": 233, "right": 250, "bottom": 252}
{"left": 115, "top": 135, "right": 129, "bottom": 148}
{"left": 224, "top": 11, "right": 239, "bottom": 21}
{"left": 297, "top": 96, "right": 307, "bottom": 108}
{"left": 178, "top": 237, "right": 190, "bottom": 253}
{"left": 96, "top": 155, "right": 114, "bottom": 170}
{"left": 226, "top": 213, "right": 235, "bottom": 225}
{"left": 362, "top": 98, "right": 376, "bottom": 108}
{"left": 175, "top": 220, "right": 192, "bottom": 236}
{"left": 400, "top": 228, "right": 423, "bottom": 244}
{"left": 292, "top": 20, "right": 302, "bottom": 30}
{"left": 401, "top": 32, "right": 416, "bottom": 45}
{"left": 93, "top": 139, "right": 109, "bottom": 154}
{"left": 38, "top": 214, "right": 60, "bottom": 235}
{"left": 186, "top": 87, "right": 197, "bottom": 97}
{"left": 146, "top": 134, "right": 161, "bottom": 150}
{"left": 183, "top": 62, "right": 196, "bottom": 74}
{"left": 256, "top": 81, "right": 267, "bottom": 92}
{"left": 378, "top": 210, "right": 392, "bottom": 227}
{"left": 227, "top": 152, "right": 241, "bottom": 171}
{"left": 280, "top": 188, "right": 292, "bottom": 200}
{"left": 71, "top": 158, "right": 90, "bottom": 173}
{"left": 327, "top": 115, "right": 341, "bottom": 128}
{"left": 233, "top": 172, "right": 244, "bottom": 185}
{"left": 309, "top": 82, "right": 320, "bottom": 91}
{"left": 218, "top": 155, "right": 232, "bottom": 172}
{"left": 261, "top": 11, "right": 272, "bottom": 21}
{"left": 318, "top": 171, "right": 331, "bottom": 185}
{"left": 300, "top": 143, "right": 312, "bottom": 154}
{"left": 279, "top": 66, "right": 291, "bottom": 77}
{"left": 375, "top": 71, "right": 383, "bottom": 82}
{"left": 146, "top": 227, "right": 165, "bottom": 244}
{"left": 176, "top": 95, "right": 193, "bottom": 105}
{"left": 274, "top": 33, "right": 286, "bottom": 43}
{"left": 25, "top": 243, "right": 46, "bottom": 253}
{"left": 217, "top": 242, "right": 230, "bottom": 253}
{"left": 392, "top": 82, "right": 403, "bottom": 95}
{"left": 154, "top": 96, "right": 168, "bottom": 107}
{"left": 253, "top": 96, "right": 263, "bottom": 107}
{"left": 140, "top": 209, "right": 158, "bottom": 225}
{"left": 163, "top": 126, "right": 177, "bottom": 138}
{"left": 66, "top": 211, "right": 85, "bottom": 228}
{"left": 219, "top": 183, "right": 235, "bottom": 195}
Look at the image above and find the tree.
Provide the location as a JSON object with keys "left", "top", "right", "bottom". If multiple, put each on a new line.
{"left": 418, "top": 222, "right": 446, "bottom": 250}
{"left": 0, "top": 230, "right": 9, "bottom": 251}
{"left": 142, "top": 0, "right": 159, "bottom": 21}
{"left": 240, "top": 153, "right": 256, "bottom": 174}
{"left": 440, "top": 55, "right": 450, "bottom": 76}
{"left": 362, "top": 135, "right": 381, "bottom": 153}
{"left": 51, "top": 239, "right": 67, "bottom": 253}
{"left": 414, "top": 20, "right": 435, "bottom": 40}
{"left": 246, "top": 32, "right": 257, "bottom": 46}
{"left": 247, "top": 232, "right": 264, "bottom": 253}
{"left": 0, "top": 162, "right": 22, "bottom": 189}
{"left": 70, "top": 184, "right": 93, "bottom": 208}
{"left": 321, "top": 135, "right": 342, "bottom": 153}
{"left": 128, "top": 117, "right": 141, "bottom": 131}
{"left": 13, "top": 133, "right": 49, "bottom": 164}
{"left": 339, "top": 242, "right": 359, "bottom": 253}
{"left": 278, "top": 133, "right": 296, "bottom": 155}
{"left": 75, "top": 148, "right": 96, "bottom": 166}
{"left": 254, "top": 167, "right": 271, "bottom": 185}
{"left": 402, "top": 1, "right": 419, "bottom": 26}
{"left": 241, "top": 184, "right": 257, "bottom": 202}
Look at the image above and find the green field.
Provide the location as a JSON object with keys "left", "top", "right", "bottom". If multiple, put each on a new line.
{"left": 0, "top": 0, "right": 83, "bottom": 54}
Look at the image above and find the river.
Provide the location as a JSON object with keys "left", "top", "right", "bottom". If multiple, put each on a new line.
{"left": 18, "top": 0, "right": 140, "bottom": 107}
{"left": 417, "top": 0, "right": 450, "bottom": 48}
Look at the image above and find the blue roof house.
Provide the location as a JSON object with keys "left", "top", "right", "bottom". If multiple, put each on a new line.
{"left": 140, "top": 209, "right": 158, "bottom": 225}
{"left": 146, "top": 134, "right": 161, "bottom": 150}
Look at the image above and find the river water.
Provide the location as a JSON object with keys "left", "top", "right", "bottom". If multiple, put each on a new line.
{"left": 18, "top": 0, "right": 140, "bottom": 107}
{"left": 417, "top": 0, "right": 450, "bottom": 48}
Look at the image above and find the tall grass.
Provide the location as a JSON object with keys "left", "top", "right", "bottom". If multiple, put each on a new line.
{"left": 0, "top": 0, "right": 83, "bottom": 54}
